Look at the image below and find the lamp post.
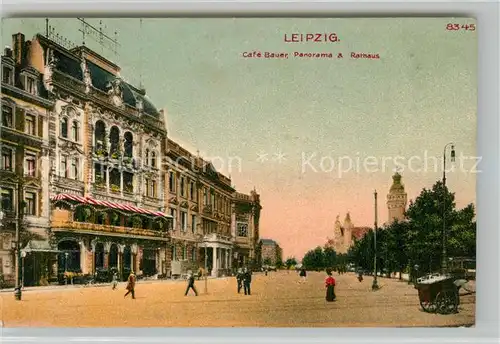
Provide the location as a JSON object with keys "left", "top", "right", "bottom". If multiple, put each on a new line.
{"left": 64, "top": 252, "right": 69, "bottom": 284}
{"left": 441, "top": 143, "right": 456, "bottom": 274}
{"left": 204, "top": 243, "right": 208, "bottom": 294}
{"left": 372, "top": 190, "right": 379, "bottom": 291}
{"left": 21, "top": 251, "right": 27, "bottom": 288}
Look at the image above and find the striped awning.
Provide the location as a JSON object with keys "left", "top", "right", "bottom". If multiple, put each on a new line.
{"left": 51, "top": 193, "right": 171, "bottom": 218}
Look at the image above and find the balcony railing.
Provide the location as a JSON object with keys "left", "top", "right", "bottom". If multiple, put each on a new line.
{"left": 51, "top": 219, "right": 168, "bottom": 238}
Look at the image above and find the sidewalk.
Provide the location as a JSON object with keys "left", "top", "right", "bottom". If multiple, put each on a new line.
{"left": 0, "top": 275, "right": 234, "bottom": 293}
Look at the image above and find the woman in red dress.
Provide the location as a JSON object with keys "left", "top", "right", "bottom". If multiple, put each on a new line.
{"left": 325, "top": 269, "right": 336, "bottom": 302}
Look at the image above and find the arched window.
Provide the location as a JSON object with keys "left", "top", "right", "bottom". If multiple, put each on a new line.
{"left": 109, "top": 126, "right": 120, "bottom": 155}
{"left": 71, "top": 120, "right": 79, "bottom": 142}
{"left": 145, "top": 149, "right": 150, "bottom": 166}
{"left": 94, "top": 120, "right": 106, "bottom": 151}
{"left": 151, "top": 151, "right": 157, "bottom": 168}
{"left": 60, "top": 118, "right": 68, "bottom": 138}
{"left": 124, "top": 132, "right": 133, "bottom": 158}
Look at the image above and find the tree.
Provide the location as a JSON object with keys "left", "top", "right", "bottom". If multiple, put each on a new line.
{"left": 263, "top": 257, "right": 272, "bottom": 266}
{"left": 323, "top": 246, "right": 337, "bottom": 268}
{"left": 302, "top": 246, "right": 325, "bottom": 270}
{"left": 284, "top": 257, "right": 297, "bottom": 269}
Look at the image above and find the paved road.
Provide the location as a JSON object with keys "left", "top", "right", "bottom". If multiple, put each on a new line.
{"left": 0, "top": 271, "right": 475, "bottom": 327}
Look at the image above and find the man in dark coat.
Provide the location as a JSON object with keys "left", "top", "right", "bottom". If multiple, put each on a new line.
{"left": 236, "top": 268, "right": 244, "bottom": 293}
{"left": 243, "top": 267, "right": 252, "bottom": 295}
{"left": 185, "top": 271, "right": 198, "bottom": 296}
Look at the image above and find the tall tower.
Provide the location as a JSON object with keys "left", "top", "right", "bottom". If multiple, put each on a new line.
{"left": 387, "top": 172, "right": 408, "bottom": 222}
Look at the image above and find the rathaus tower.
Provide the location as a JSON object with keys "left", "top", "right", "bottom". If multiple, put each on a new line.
{"left": 386, "top": 172, "right": 408, "bottom": 223}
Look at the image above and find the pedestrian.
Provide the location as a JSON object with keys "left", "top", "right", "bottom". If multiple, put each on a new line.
{"left": 243, "top": 267, "right": 252, "bottom": 295}
{"left": 124, "top": 271, "right": 136, "bottom": 299}
{"left": 184, "top": 271, "right": 198, "bottom": 296}
{"left": 111, "top": 270, "right": 118, "bottom": 290}
{"left": 197, "top": 267, "right": 203, "bottom": 281}
{"left": 264, "top": 267, "right": 268, "bottom": 276}
{"left": 358, "top": 270, "right": 363, "bottom": 282}
{"left": 325, "top": 269, "right": 336, "bottom": 302}
{"left": 236, "top": 268, "right": 244, "bottom": 293}
{"left": 299, "top": 268, "right": 307, "bottom": 283}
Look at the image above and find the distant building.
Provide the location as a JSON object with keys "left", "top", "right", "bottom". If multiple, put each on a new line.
{"left": 386, "top": 172, "right": 407, "bottom": 223}
{"left": 326, "top": 213, "right": 371, "bottom": 254}
{"left": 260, "top": 239, "right": 282, "bottom": 266}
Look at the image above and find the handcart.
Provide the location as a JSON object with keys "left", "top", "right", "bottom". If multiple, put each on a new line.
{"left": 414, "top": 273, "right": 460, "bottom": 314}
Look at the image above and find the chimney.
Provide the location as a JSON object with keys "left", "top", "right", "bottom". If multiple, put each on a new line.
{"left": 4, "top": 46, "right": 12, "bottom": 58}
{"left": 12, "top": 33, "right": 25, "bottom": 65}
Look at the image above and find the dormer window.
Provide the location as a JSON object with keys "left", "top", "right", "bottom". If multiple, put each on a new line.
{"left": 2, "top": 66, "right": 13, "bottom": 85}
{"left": 25, "top": 76, "right": 37, "bottom": 95}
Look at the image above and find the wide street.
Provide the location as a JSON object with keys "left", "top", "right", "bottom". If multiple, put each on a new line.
{"left": 0, "top": 271, "right": 475, "bottom": 327}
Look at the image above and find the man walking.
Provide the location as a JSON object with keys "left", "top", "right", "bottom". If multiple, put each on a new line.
{"left": 243, "top": 267, "right": 252, "bottom": 295}
{"left": 111, "top": 270, "right": 119, "bottom": 290}
{"left": 124, "top": 271, "right": 136, "bottom": 299}
{"left": 185, "top": 271, "right": 198, "bottom": 296}
{"left": 236, "top": 268, "right": 244, "bottom": 293}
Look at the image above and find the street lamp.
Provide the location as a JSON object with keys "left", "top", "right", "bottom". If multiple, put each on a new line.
{"left": 441, "top": 143, "right": 456, "bottom": 274}
{"left": 21, "top": 251, "right": 27, "bottom": 288}
{"left": 204, "top": 242, "right": 208, "bottom": 294}
{"left": 372, "top": 190, "right": 379, "bottom": 291}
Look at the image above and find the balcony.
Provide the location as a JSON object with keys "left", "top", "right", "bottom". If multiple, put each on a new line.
{"left": 51, "top": 209, "right": 168, "bottom": 239}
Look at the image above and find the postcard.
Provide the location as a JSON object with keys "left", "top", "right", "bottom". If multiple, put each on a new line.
{"left": 0, "top": 17, "right": 476, "bottom": 327}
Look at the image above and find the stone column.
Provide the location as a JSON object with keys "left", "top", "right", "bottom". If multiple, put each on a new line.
{"left": 79, "top": 240, "right": 87, "bottom": 274}
{"left": 211, "top": 246, "right": 217, "bottom": 277}
{"left": 103, "top": 242, "right": 111, "bottom": 269}
{"left": 131, "top": 244, "right": 138, "bottom": 273}
{"left": 118, "top": 244, "right": 125, "bottom": 279}
{"left": 90, "top": 239, "right": 97, "bottom": 275}
{"left": 229, "top": 249, "right": 232, "bottom": 270}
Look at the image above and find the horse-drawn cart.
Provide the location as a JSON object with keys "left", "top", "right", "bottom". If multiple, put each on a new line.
{"left": 415, "top": 273, "right": 460, "bottom": 314}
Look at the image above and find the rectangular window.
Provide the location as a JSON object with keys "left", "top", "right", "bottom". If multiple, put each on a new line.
{"left": 180, "top": 211, "right": 187, "bottom": 231}
{"left": 169, "top": 171, "right": 175, "bottom": 193}
{"left": 71, "top": 158, "right": 79, "bottom": 180}
{"left": 25, "top": 153, "right": 36, "bottom": 177}
{"left": 237, "top": 223, "right": 248, "bottom": 237}
{"left": 60, "top": 156, "right": 68, "bottom": 178}
{"left": 189, "top": 181, "right": 196, "bottom": 201}
{"left": 150, "top": 179, "right": 157, "bottom": 198}
{"left": 1, "top": 188, "right": 14, "bottom": 211}
{"left": 172, "top": 245, "right": 177, "bottom": 261}
{"left": 25, "top": 191, "right": 37, "bottom": 216}
{"left": 26, "top": 77, "right": 36, "bottom": 95}
{"left": 191, "top": 214, "right": 196, "bottom": 233}
{"left": 180, "top": 176, "right": 185, "bottom": 197}
{"left": 71, "top": 121, "right": 79, "bottom": 142}
{"left": 191, "top": 247, "right": 196, "bottom": 262}
{"left": 25, "top": 115, "right": 36, "bottom": 135}
{"left": 211, "top": 192, "right": 215, "bottom": 207}
{"left": 2, "top": 147, "right": 13, "bottom": 171}
{"left": 182, "top": 246, "right": 187, "bottom": 260}
{"left": 2, "top": 105, "right": 13, "bottom": 128}
{"left": 169, "top": 208, "right": 177, "bottom": 230}
{"left": 2, "top": 66, "right": 13, "bottom": 85}
{"left": 203, "top": 188, "right": 208, "bottom": 205}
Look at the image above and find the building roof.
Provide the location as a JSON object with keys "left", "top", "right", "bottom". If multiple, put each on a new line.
{"left": 261, "top": 239, "right": 278, "bottom": 245}
{"left": 37, "top": 34, "right": 161, "bottom": 118}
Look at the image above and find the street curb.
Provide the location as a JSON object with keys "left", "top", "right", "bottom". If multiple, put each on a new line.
{"left": 0, "top": 275, "right": 234, "bottom": 293}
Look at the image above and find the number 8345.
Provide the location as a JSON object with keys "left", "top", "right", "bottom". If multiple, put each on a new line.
{"left": 446, "top": 23, "right": 476, "bottom": 31}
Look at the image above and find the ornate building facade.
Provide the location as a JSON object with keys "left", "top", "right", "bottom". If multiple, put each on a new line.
{"left": 386, "top": 172, "right": 407, "bottom": 223}
{"left": 27, "top": 33, "right": 170, "bottom": 283}
{"left": 232, "top": 190, "right": 262, "bottom": 269}
{"left": 1, "top": 35, "right": 54, "bottom": 286}
{"left": 164, "top": 139, "right": 262, "bottom": 277}
{"left": 1, "top": 30, "right": 263, "bottom": 286}
{"left": 326, "top": 213, "right": 371, "bottom": 254}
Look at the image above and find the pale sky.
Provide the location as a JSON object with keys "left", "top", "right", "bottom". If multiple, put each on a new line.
{"left": 2, "top": 18, "right": 477, "bottom": 260}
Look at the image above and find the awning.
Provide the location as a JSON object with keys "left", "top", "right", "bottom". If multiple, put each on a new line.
{"left": 22, "top": 240, "right": 62, "bottom": 253}
{"left": 51, "top": 193, "right": 172, "bottom": 218}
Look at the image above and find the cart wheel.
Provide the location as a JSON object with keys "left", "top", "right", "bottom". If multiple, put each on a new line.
{"left": 436, "top": 289, "right": 459, "bottom": 314}
{"left": 420, "top": 299, "right": 438, "bottom": 313}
